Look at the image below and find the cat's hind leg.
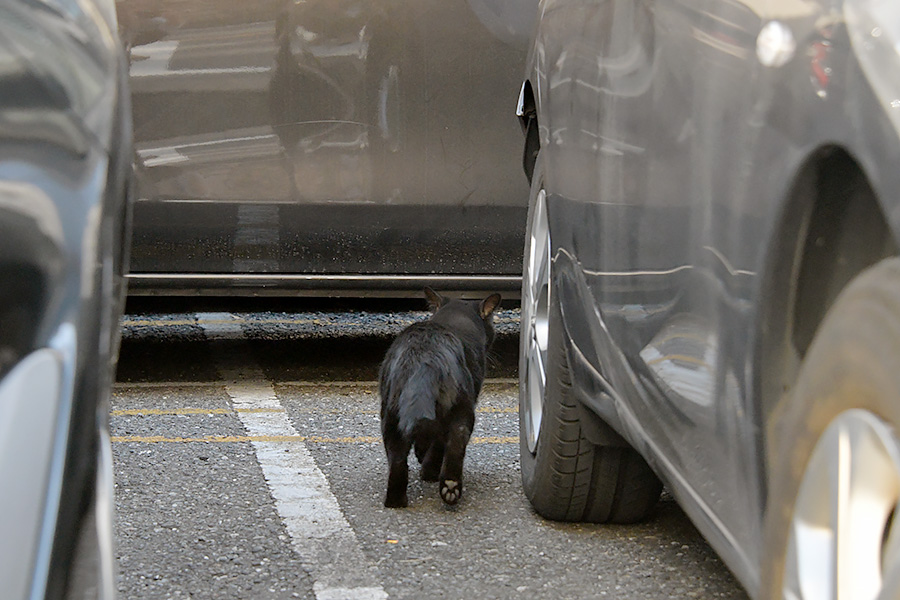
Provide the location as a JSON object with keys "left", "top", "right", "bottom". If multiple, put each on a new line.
{"left": 412, "top": 419, "right": 443, "bottom": 481}
{"left": 420, "top": 440, "right": 445, "bottom": 482}
{"left": 383, "top": 424, "right": 412, "bottom": 508}
{"left": 439, "top": 405, "right": 474, "bottom": 505}
{"left": 414, "top": 438, "right": 429, "bottom": 463}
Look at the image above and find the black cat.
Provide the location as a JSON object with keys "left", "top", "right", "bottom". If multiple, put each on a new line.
{"left": 379, "top": 288, "right": 501, "bottom": 507}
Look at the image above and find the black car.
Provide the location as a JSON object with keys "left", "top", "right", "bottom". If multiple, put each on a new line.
{"left": 517, "top": 0, "right": 900, "bottom": 597}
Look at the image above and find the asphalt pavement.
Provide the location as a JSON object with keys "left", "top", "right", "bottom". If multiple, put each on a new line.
{"left": 111, "top": 298, "right": 748, "bottom": 599}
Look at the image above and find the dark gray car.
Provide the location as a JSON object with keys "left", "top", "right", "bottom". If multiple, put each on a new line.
{"left": 0, "top": 0, "right": 132, "bottom": 598}
{"left": 118, "top": 0, "right": 537, "bottom": 297}
{"left": 517, "top": 1, "right": 900, "bottom": 598}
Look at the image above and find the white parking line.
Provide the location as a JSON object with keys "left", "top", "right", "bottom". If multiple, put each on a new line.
{"left": 196, "top": 313, "right": 388, "bottom": 600}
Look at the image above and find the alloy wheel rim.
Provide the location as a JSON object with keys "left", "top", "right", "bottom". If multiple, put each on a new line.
{"left": 522, "top": 188, "right": 550, "bottom": 454}
{"left": 785, "top": 409, "right": 900, "bottom": 600}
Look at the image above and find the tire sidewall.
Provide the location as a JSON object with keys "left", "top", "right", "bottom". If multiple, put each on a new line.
{"left": 519, "top": 151, "right": 547, "bottom": 500}
{"left": 762, "top": 257, "right": 900, "bottom": 597}
{"left": 517, "top": 152, "right": 574, "bottom": 510}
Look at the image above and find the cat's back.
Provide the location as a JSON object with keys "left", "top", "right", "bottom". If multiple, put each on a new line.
{"left": 384, "top": 320, "right": 463, "bottom": 362}
{"left": 379, "top": 320, "right": 472, "bottom": 400}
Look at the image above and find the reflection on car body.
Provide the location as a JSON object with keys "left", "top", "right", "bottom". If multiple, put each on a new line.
{"left": 518, "top": 0, "right": 900, "bottom": 597}
{"left": 119, "top": 0, "right": 538, "bottom": 296}
{"left": 0, "top": 0, "right": 132, "bottom": 598}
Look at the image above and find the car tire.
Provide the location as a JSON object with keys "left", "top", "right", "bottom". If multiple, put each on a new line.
{"left": 519, "top": 152, "right": 661, "bottom": 524}
{"left": 762, "top": 256, "right": 900, "bottom": 598}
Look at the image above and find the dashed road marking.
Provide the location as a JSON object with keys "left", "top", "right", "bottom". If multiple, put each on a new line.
{"left": 196, "top": 312, "right": 388, "bottom": 600}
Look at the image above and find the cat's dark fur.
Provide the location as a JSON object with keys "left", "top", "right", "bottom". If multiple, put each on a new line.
{"left": 379, "top": 288, "right": 501, "bottom": 507}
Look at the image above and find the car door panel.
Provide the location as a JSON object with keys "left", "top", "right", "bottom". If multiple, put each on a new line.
{"left": 546, "top": 0, "right": 767, "bottom": 568}
{"left": 120, "top": 0, "right": 534, "bottom": 285}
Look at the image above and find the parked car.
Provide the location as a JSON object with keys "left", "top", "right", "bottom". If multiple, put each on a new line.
{"left": 0, "top": 0, "right": 132, "bottom": 598}
{"left": 117, "top": 0, "right": 537, "bottom": 297}
{"left": 516, "top": 0, "right": 900, "bottom": 597}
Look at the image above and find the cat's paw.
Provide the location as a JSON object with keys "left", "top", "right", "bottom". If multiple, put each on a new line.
{"left": 384, "top": 493, "right": 408, "bottom": 508}
{"left": 440, "top": 479, "right": 462, "bottom": 505}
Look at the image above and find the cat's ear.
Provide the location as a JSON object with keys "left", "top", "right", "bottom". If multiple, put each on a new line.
{"left": 480, "top": 294, "right": 501, "bottom": 318}
{"left": 424, "top": 287, "right": 444, "bottom": 311}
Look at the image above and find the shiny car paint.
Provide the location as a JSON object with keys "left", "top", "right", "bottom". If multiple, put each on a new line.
{"left": 118, "top": 0, "right": 538, "bottom": 296}
{"left": 520, "top": 0, "right": 900, "bottom": 595}
{"left": 0, "top": 0, "right": 132, "bottom": 597}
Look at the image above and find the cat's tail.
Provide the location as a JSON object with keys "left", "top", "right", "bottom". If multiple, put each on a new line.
{"left": 397, "top": 363, "right": 445, "bottom": 438}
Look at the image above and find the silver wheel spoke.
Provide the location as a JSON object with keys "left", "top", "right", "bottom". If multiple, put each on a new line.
{"left": 521, "top": 188, "right": 550, "bottom": 454}
{"left": 526, "top": 336, "right": 544, "bottom": 450}
{"left": 786, "top": 410, "right": 900, "bottom": 600}
{"left": 881, "top": 510, "right": 900, "bottom": 599}
{"left": 529, "top": 332, "right": 546, "bottom": 393}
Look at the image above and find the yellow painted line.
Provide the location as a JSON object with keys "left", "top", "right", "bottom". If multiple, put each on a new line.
{"left": 111, "top": 435, "right": 517, "bottom": 444}
{"left": 114, "top": 378, "right": 517, "bottom": 390}
{"left": 111, "top": 406, "right": 516, "bottom": 417}
{"left": 113, "top": 435, "right": 307, "bottom": 443}
{"left": 111, "top": 407, "right": 284, "bottom": 416}
{"left": 476, "top": 436, "right": 519, "bottom": 444}
{"left": 114, "top": 381, "right": 222, "bottom": 390}
{"left": 112, "top": 380, "right": 379, "bottom": 391}
{"left": 112, "top": 408, "right": 228, "bottom": 416}
{"left": 276, "top": 378, "right": 518, "bottom": 388}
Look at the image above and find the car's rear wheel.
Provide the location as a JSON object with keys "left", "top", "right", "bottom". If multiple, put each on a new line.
{"left": 519, "top": 152, "right": 661, "bottom": 523}
{"left": 763, "top": 257, "right": 900, "bottom": 599}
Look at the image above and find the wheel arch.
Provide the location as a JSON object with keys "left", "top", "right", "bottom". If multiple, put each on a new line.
{"left": 757, "top": 143, "right": 898, "bottom": 499}
{"left": 517, "top": 79, "right": 540, "bottom": 184}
